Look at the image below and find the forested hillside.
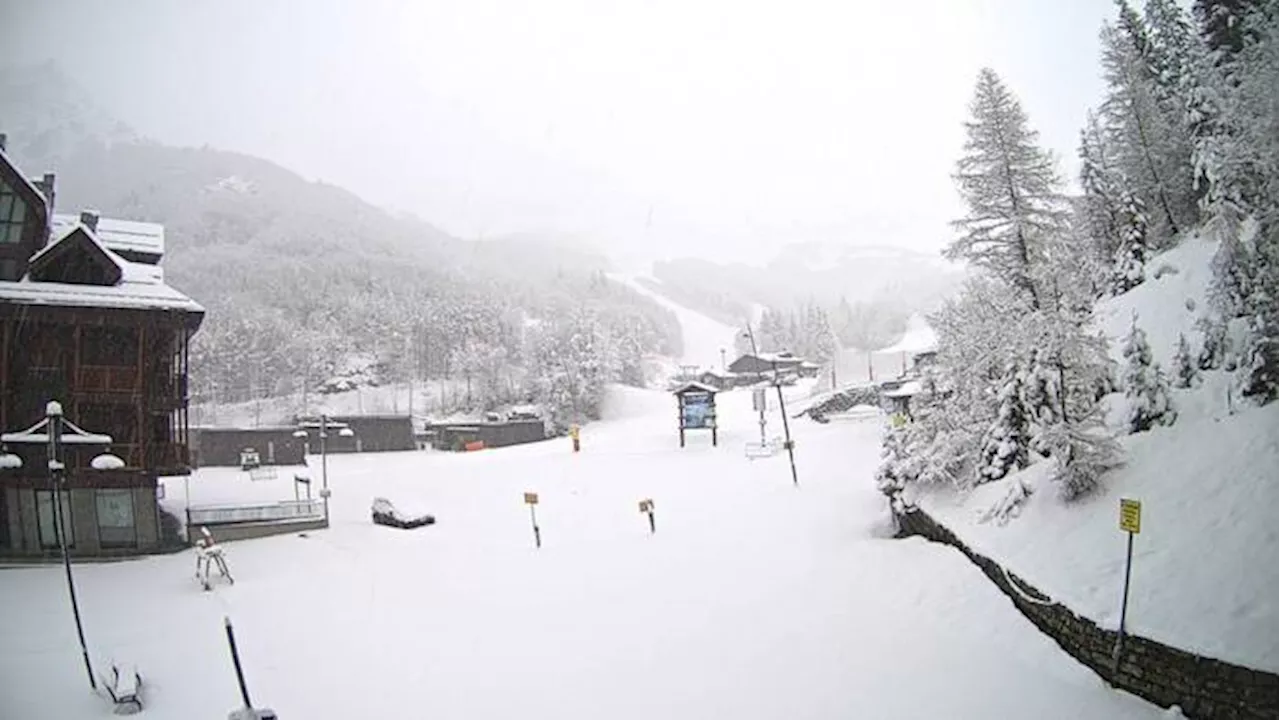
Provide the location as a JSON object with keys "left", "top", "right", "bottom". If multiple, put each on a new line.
{"left": 0, "top": 64, "right": 682, "bottom": 427}
{"left": 878, "top": 0, "right": 1277, "bottom": 504}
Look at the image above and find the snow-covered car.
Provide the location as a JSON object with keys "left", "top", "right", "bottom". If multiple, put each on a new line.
{"left": 370, "top": 497, "right": 435, "bottom": 530}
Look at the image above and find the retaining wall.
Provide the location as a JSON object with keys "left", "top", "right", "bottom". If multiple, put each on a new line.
{"left": 893, "top": 502, "right": 1278, "bottom": 719}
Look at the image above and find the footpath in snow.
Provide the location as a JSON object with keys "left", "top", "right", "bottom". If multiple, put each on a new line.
{"left": 915, "top": 238, "right": 1279, "bottom": 672}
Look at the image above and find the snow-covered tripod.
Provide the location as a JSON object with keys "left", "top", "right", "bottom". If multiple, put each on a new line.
{"left": 195, "top": 526, "right": 234, "bottom": 591}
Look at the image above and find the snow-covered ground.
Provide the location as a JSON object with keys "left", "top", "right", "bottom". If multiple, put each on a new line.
{"left": 1, "top": 380, "right": 1165, "bottom": 719}
{"left": 916, "top": 237, "right": 1279, "bottom": 671}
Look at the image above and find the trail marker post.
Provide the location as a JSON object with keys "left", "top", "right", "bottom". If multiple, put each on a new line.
{"left": 639, "top": 498, "right": 655, "bottom": 534}
{"left": 524, "top": 492, "right": 541, "bottom": 548}
{"left": 1112, "top": 498, "right": 1141, "bottom": 667}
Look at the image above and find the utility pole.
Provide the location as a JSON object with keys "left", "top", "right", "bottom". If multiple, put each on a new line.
{"left": 742, "top": 324, "right": 799, "bottom": 487}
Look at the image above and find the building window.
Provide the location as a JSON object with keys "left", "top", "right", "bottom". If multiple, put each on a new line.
{"left": 35, "top": 490, "right": 74, "bottom": 549}
{"left": 96, "top": 489, "right": 136, "bottom": 548}
{"left": 0, "top": 182, "right": 27, "bottom": 244}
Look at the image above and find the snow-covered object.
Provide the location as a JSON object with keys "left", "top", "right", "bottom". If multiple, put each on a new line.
{"left": 90, "top": 454, "right": 126, "bottom": 471}
{"left": 976, "top": 362, "right": 1032, "bottom": 484}
{"left": 1171, "top": 333, "right": 1200, "bottom": 388}
{"left": 0, "top": 453, "right": 22, "bottom": 469}
{"left": 1122, "top": 319, "right": 1177, "bottom": 433}
{"left": 46, "top": 400, "right": 64, "bottom": 416}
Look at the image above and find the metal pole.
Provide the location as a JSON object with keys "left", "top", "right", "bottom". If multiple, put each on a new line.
{"left": 47, "top": 406, "right": 96, "bottom": 690}
{"left": 1112, "top": 530, "right": 1135, "bottom": 666}
{"left": 775, "top": 380, "right": 799, "bottom": 487}
{"left": 224, "top": 616, "right": 253, "bottom": 708}
{"left": 320, "top": 415, "right": 329, "bottom": 525}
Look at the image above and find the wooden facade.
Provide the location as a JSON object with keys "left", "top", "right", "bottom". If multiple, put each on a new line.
{"left": 0, "top": 137, "right": 203, "bottom": 556}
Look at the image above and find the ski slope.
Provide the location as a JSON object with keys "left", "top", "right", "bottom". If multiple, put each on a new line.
{"left": 612, "top": 274, "right": 740, "bottom": 370}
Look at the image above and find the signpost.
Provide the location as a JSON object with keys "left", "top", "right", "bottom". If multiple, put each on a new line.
{"left": 638, "top": 498, "right": 655, "bottom": 534}
{"left": 1113, "top": 498, "right": 1142, "bottom": 667}
{"left": 570, "top": 425, "right": 581, "bottom": 453}
{"left": 673, "top": 382, "right": 718, "bottom": 448}
{"left": 524, "top": 492, "right": 541, "bottom": 548}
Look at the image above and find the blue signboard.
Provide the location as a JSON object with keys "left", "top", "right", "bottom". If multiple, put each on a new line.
{"left": 681, "top": 391, "right": 716, "bottom": 429}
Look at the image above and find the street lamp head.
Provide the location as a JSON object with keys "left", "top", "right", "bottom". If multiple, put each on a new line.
{"left": 90, "top": 454, "right": 126, "bottom": 471}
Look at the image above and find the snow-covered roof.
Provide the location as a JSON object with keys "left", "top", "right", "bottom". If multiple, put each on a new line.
{"left": 670, "top": 380, "right": 719, "bottom": 395}
{"left": 875, "top": 314, "right": 938, "bottom": 356}
{"left": 50, "top": 213, "right": 164, "bottom": 260}
{"left": 883, "top": 380, "right": 924, "bottom": 398}
{"left": 0, "top": 277, "right": 204, "bottom": 312}
{"left": 3, "top": 218, "right": 199, "bottom": 313}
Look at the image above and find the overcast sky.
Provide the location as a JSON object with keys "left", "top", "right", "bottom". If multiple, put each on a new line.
{"left": 1, "top": 0, "right": 1119, "bottom": 267}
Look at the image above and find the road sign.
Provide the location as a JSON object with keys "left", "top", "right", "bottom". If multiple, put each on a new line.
{"left": 1119, "top": 498, "right": 1141, "bottom": 534}
{"left": 524, "top": 492, "right": 539, "bottom": 505}
{"left": 638, "top": 499, "right": 654, "bottom": 513}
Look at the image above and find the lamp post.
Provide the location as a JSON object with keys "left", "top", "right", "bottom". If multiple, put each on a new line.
{"left": 293, "top": 414, "right": 354, "bottom": 526}
{"left": 0, "top": 400, "right": 125, "bottom": 691}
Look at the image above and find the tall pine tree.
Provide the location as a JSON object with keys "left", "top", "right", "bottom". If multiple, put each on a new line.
{"left": 947, "top": 68, "right": 1066, "bottom": 309}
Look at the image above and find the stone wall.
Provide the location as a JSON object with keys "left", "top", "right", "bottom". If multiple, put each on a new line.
{"left": 893, "top": 503, "right": 1278, "bottom": 720}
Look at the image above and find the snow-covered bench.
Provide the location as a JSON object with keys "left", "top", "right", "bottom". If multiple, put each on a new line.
{"left": 371, "top": 497, "right": 436, "bottom": 530}
{"left": 99, "top": 660, "right": 143, "bottom": 713}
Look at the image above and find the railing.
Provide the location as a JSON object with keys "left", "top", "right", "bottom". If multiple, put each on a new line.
{"left": 187, "top": 499, "right": 324, "bottom": 526}
{"left": 77, "top": 365, "right": 141, "bottom": 394}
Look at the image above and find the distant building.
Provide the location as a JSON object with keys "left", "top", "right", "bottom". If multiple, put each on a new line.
{"left": 293, "top": 414, "right": 416, "bottom": 454}
{"left": 696, "top": 368, "right": 738, "bottom": 391}
{"left": 0, "top": 136, "right": 203, "bottom": 556}
{"left": 190, "top": 427, "right": 305, "bottom": 468}
{"left": 727, "top": 351, "right": 804, "bottom": 377}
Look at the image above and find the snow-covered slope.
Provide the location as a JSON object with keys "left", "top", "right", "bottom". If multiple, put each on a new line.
{"left": 918, "top": 237, "right": 1279, "bottom": 671}
{"left": 612, "top": 274, "right": 740, "bottom": 370}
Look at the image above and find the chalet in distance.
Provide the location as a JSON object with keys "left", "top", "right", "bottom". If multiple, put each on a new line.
{"left": 0, "top": 135, "right": 203, "bottom": 557}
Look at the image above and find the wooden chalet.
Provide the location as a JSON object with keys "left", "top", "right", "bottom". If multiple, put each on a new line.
{"left": 0, "top": 135, "right": 204, "bottom": 556}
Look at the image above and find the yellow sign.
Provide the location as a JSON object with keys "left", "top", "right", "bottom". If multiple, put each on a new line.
{"left": 1119, "top": 498, "right": 1141, "bottom": 534}
{"left": 524, "top": 492, "right": 539, "bottom": 505}
{"left": 569, "top": 425, "right": 580, "bottom": 440}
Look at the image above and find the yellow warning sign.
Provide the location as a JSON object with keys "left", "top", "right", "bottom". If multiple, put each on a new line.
{"left": 524, "top": 492, "right": 539, "bottom": 505}
{"left": 1119, "top": 498, "right": 1141, "bottom": 534}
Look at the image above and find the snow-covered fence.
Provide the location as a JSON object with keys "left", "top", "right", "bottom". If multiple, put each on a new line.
{"left": 187, "top": 499, "right": 324, "bottom": 527}
{"left": 892, "top": 501, "right": 1278, "bottom": 720}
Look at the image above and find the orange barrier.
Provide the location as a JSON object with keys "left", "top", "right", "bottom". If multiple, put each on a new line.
{"left": 464, "top": 441, "right": 486, "bottom": 452}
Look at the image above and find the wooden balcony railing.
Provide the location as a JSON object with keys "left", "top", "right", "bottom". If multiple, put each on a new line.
{"left": 77, "top": 365, "right": 140, "bottom": 394}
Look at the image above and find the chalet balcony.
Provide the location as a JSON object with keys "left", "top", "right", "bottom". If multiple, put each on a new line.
{"left": 76, "top": 365, "right": 141, "bottom": 395}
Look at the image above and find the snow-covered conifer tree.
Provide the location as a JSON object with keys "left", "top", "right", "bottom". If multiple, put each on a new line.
{"left": 1112, "top": 191, "right": 1151, "bottom": 293}
{"left": 1123, "top": 318, "right": 1178, "bottom": 431}
{"left": 1172, "top": 332, "right": 1202, "bottom": 388}
{"left": 976, "top": 360, "right": 1033, "bottom": 483}
{"left": 947, "top": 68, "right": 1066, "bottom": 308}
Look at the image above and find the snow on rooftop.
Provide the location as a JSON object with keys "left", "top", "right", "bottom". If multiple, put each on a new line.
{"left": 6, "top": 216, "right": 196, "bottom": 312}
{"left": 0, "top": 277, "right": 203, "bottom": 313}
{"left": 50, "top": 213, "right": 164, "bottom": 258}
